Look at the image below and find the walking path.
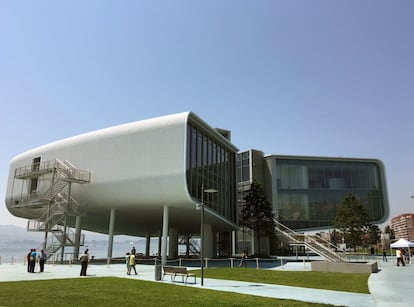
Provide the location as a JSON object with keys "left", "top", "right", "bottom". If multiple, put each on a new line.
{"left": 0, "top": 258, "right": 412, "bottom": 306}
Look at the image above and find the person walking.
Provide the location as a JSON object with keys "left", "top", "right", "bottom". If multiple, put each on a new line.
{"left": 129, "top": 252, "right": 137, "bottom": 275}
{"left": 239, "top": 250, "right": 247, "bottom": 268}
{"left": 79, "top": 250, "right": 89, "bottom": 276}
{"left": 382, "top": 248, "right": 387, "bottom": 262}
{"left": 125, "top": 252, "right": 131, "bottom": 275}
{"left": 396, "top": 248, "right": 405, "bottom": 266}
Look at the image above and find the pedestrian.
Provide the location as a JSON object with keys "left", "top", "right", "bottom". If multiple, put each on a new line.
{"left": 125, "top": 252, "right": 131, "bottom": 275}
{"left": 402, "top": 248, "right": 408, "bottom": 264}
{"left": 29, "top": 248, "right": 37, "bottom": 273}
{"left": 79, "top": 249, "right": 89, "bottom": 276}
{"left": 404, "top": 249, "right": 410, "bottom": 264}
{"left": 396, "top": 248, "right": 405, "bottom": 266}
{"left": 131, "top": 246, "right": 136, "bottom": 255}
{"left": 27, "top": 249, "right": 33, "bottom": 273}
{"left": 39, "top": 249, "right": 47, "bottom": 272}
{"left": 382, "top": 248, "right": 387, "bottom": 262}
{"left": 239, "top": 249, "right": 247, "bottom": 268}
{"left": 129, "top": 252, "right": 137, "bottom": 275}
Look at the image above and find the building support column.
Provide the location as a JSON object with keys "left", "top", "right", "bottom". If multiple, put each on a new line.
{"left": 204, "top": 224, "right": 214, "bottom": 259}
{"left": 145, "top": 233, "right": 151, "bottom": 257}
{"left": 107, "top": 208, "right": 116, "bottom": 262}
{"left": 168, "top": 228, "right": 178, "bottom": 259}
{"left": 60, "top": 182, "right": 71, "bottom": 263}
{"left": 73, "top": 215, "right": 82, "bottom": 259}
{"left": 186, "top": 234, "right": 190, "bottom": 256}
{"left": 161, "top": 205, "right": 169, "bottom": 265}
{"left": 158, "top": 235, "right": 162, "bottom": 257}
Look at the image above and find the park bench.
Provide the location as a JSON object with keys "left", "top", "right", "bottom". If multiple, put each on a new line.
{"left": 162, "top": 265, "right": 196, "bottom": 284}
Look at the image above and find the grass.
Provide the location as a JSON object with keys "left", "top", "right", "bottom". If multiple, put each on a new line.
{"left": 200, "top": 267, "right": 370, "bottom": 294}
{"left": 0, "top": 277, "right": 333, "bottom": 307}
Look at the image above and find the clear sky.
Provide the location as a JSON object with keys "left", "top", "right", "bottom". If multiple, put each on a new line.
{"left": 1, "top": 1, "right": 413, "bottom": 230}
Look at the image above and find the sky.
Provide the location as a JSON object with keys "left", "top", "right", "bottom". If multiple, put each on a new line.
{"left": 1, "top": 0, "right": 413, "bottom": 231}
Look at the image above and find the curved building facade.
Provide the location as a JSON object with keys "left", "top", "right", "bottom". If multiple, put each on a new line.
{"left": 5, "top": 112, "right": 238, "bottom": 260}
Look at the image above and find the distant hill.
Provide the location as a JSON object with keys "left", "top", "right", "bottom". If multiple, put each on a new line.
{"left": 0, "top": 225, "right": 43, "bottom": 243}
{"left": 0, "top": 224, "right": 143, "bottom": 243}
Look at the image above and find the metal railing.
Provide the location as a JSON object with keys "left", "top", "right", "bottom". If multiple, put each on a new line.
{"left": 274, "top": 219, "right": 348, "bottom": 262}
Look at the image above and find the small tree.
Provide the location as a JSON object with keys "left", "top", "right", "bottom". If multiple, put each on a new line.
{"left": 333, "top": 194, "right": 371, "bottom": 252}
{"left": 384, "top": 225, "right": 395, "bottom": 240}
{"left": 241, "top": 180, "right": 275, "bottom": 255}
{"left": 366, "top": 224, "right": 381, "bottom": 245}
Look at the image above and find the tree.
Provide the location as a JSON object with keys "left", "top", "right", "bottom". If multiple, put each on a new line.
{"left": 384, "top": 225, "right": 395, "bottom": 240}
{"left": 333, "top": 194, "right": 371, "bottom": 252}
{"left": 366, "top": 224, "right": 381, "bottom": 245}
{"left": 240, "top": 180, "right": 275, "bottom": 255}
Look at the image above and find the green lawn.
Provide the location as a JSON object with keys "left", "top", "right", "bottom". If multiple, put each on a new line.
{"left": 0, "top": 277, "right": 333, "bottom": 307}
{"left": 200, "top": 267, "right": 370, "bottom": 294}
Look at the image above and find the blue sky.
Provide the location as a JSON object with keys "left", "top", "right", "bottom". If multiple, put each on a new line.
{"left": 1, "top": 0, "right": 413, "bottom": 229}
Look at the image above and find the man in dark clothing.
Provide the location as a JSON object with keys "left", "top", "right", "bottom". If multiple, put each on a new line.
{"left": 39, "top": 250, "right": 47, "bottom": 272}
{"left": 27, "top": 249, "right": 33, "bottom": 273}
{"left": 80, "top": 250, "right": 89, "bottom": 276}
{"left": 29, "top": 249, "right": 37, "bottom": 273}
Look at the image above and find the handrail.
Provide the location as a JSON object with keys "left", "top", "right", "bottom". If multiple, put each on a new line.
{"left": 274, "top": 219, "right": 348, "bottom": 262}
{"left": 15, "top": 159, "right": 90, "bottom": 182}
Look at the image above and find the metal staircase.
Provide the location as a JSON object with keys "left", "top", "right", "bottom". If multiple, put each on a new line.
{"left": 11, "top": 159, "right": 90, "bottom": 259}
{"left": 274, "top": 220, "right": 348, "bottom": 262}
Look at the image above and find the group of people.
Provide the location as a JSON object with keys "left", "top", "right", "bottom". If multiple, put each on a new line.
{"left": 125, "top": 246, "right": 138, "bottom": 275}
{"left": 26, "top": 248, "right": 47, "bottom": 273}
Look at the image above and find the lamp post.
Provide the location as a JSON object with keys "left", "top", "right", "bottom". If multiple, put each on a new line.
{"left": 200, "top": 185, "right": 218, "bottom": 286}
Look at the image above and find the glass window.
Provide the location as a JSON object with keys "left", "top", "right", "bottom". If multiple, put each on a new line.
{"left": 186, "top": 123, "right": 236, "bottom": 223}
{"left": 275, "top": 159, "right": 385, "bottom": 230}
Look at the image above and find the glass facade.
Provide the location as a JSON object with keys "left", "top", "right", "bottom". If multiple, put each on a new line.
{"left": 236, "top": 151, "right": 251, "bottom": 183}
{"left": 274, "top": 158, "right": 386, "bottom": 230}
{"left": 186, "top": 122, "right": 237, "bottom": 223}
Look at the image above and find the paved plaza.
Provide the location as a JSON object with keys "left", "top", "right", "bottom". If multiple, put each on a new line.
{"left": 0, "top": 258, "right": 413, "bottom": 306}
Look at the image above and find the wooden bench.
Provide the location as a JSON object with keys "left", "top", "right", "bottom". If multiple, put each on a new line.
{"left": 162, "top": 266, "right": 196, "bottom": 284}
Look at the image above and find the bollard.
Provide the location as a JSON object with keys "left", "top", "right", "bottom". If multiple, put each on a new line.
{"left": 179, "top": 258, "right": 182, "bottom": 267}
{"left": 11, "top": 256, "right": 14, "bottom": 265}
{"left": 154, "top": 259, "right": 162, "bottom": 281}
{"left": 0, "top": 255, "right": 2, "bottom": 264}
{"left": 231, "top": 257, "right": 234, "bottom": 268}
{"left": 107, "top": 257, "right": 110, "bottom": 268}
{"left": 303, "top": 258, "right": 306, "bottom": 269}
{"left": 256, "top": 257, "right": 259, "bottom": 269}
{"left": 205, "top": 258, "right": 208, "bottom": 269}
{"left": 281, "top": 257, "right": 284, "bottom": 269}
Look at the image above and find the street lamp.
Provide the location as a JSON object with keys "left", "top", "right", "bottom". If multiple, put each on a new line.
{"left": 200, "top": 185, "right": 218, "bottom": 286}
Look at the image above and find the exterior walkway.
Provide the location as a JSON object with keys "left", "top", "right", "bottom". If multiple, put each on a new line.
{"left": 0, "top": 259, "right": 412, "bottom": 306}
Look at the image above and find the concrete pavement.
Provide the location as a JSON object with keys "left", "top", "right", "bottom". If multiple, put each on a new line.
{"left": 0, "top": 258, "right": 412, "bottom": 306}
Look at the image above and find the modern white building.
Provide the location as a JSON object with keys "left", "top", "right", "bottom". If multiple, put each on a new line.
{"left": 5, "top": 112, "right": 390, "bottom": 261}
{"left": 5, "top": 112, "right": 238, "bottom": 263}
